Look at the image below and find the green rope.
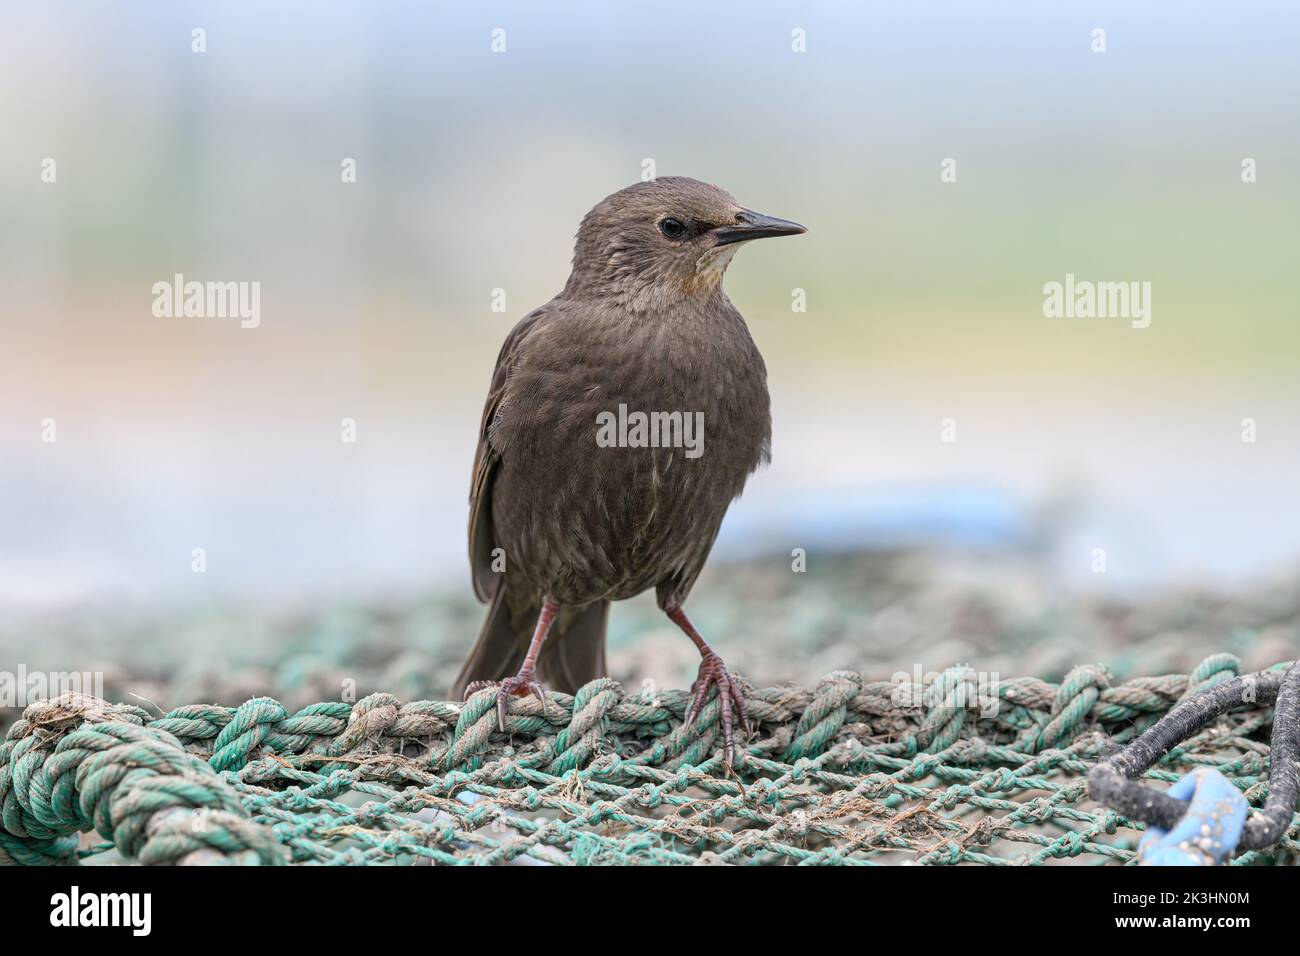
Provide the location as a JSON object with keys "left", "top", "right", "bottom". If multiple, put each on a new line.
{"left": 0, "top": 656, "right": 1294, "bottom": 865}
{"left": 0, "top": 695, "right": 284, "bottom": 865}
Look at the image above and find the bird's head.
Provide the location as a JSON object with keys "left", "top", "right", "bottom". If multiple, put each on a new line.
{"left": 564, "top": 177, "right": 805, "bottom": 308}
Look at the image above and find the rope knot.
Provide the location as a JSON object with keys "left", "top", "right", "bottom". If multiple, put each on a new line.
{"left": 1033, "top": 664, "right": 1110, "bottom": 752}
{"left": 569, "top": 678, "right": 623, "bottom": 736}
{"left": 210, "top": 697, "right": 289, "bottom": 772}
{"left": 333, "top": 693, "right": 401, "bottom": 754}
{"left": 917, "top": 665, "right": 979, "bottom": 752}
{"left": 781, "top": 670, "right": 861, "bottom": 762}
{"left": 546, "top": 678, "right": 623, "bottom": 775}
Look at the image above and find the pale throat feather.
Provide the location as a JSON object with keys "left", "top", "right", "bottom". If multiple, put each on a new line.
{"left": 686, "top": 243, "right": 742, "bottom": 293}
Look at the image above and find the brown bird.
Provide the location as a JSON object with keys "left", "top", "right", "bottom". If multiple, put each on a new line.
{"left": 451, "top": 176, "right": 805, "bottom": 764}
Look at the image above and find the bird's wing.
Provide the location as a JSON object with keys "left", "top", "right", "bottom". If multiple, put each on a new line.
{"left": 468, "top": 306, "right": 550, "bottom": 602}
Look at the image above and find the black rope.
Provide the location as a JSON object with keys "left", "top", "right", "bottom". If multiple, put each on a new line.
{"left": 1087, "top": 663, "right": 1300, "bottom": 852}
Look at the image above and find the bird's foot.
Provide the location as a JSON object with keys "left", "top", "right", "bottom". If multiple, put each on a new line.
{"left": 684, "top": 653, "right": 748, "bottom": 769}
{"left": 464, "top": 672, "right": 548, "bottom": 731}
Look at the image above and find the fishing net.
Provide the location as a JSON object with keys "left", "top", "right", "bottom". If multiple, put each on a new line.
{"left": 2, "top": 654, "right": 1296, "bottom": 865}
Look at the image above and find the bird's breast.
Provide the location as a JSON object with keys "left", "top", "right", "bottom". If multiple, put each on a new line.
{"left": 492, "top": 299, "right": 771, "bottom": 601}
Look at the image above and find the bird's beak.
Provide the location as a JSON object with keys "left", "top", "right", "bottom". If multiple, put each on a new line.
{"left": 713, "top": 210, "right": 807, "bottom": 246}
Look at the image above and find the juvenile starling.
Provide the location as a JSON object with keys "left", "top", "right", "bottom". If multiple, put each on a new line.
{"left": 451, "top": 177, "right": 805, "bottom": 764}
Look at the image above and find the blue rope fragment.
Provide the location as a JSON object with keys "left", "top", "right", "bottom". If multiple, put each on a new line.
{"left": 1137, "top": 768, "right": 1248, "bottom": 866}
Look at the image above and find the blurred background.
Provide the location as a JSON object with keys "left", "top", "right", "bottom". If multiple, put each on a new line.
{"left": 2, "top": 2, "right": 1298, "bottom": 707}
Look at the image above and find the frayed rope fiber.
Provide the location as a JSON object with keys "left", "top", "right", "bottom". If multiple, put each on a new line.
{"left": 1, "top": 656, "right": 1296, "bottom": 865}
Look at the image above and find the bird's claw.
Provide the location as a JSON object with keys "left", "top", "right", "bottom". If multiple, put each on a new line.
{"left": 685, "top": 653, "right": 748, "bottom": 769}
{"left": 464, "top": 674, "right": 548, "bottom": 731}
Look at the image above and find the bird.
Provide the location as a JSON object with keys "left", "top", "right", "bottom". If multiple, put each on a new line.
{"left": 450, "top": 176, "right": 805, "bottom": 766}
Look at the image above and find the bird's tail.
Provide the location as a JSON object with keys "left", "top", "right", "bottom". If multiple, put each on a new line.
{"left": 449, "top": 588, "right": 609, "bottom": 699}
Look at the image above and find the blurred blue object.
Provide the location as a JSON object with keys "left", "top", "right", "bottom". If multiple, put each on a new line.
{"left": 723, "top": 483, "right": 1035, "bottom": 555}
{"left": 1137, "top": 768, "right": 1247, "bottom": 866}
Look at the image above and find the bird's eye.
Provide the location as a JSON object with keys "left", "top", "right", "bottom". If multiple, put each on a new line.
{"left": 659, "top": 218, "right": 687, "bottom": 240}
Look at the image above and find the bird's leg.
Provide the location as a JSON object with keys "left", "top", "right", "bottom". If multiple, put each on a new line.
{"left": 665, "top": 604, "right": 748, "bottom": 767}
{"left": 465, "top": 597, "right": 559, "bottom": 731}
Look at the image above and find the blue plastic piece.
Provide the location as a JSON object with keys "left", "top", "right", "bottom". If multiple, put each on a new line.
{"left": 1137, "top": 768, "right": 1248, "bottom": 865}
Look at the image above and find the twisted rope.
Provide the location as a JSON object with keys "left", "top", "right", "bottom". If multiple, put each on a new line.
{"left": 0, "top": 656, "right": 1293, "bottom": 865}
{"left": 0, "top": 695, "right": 284, "bottom": 865}
{"left": 68, "top": 663, "right": 1210, "bottom": 771}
